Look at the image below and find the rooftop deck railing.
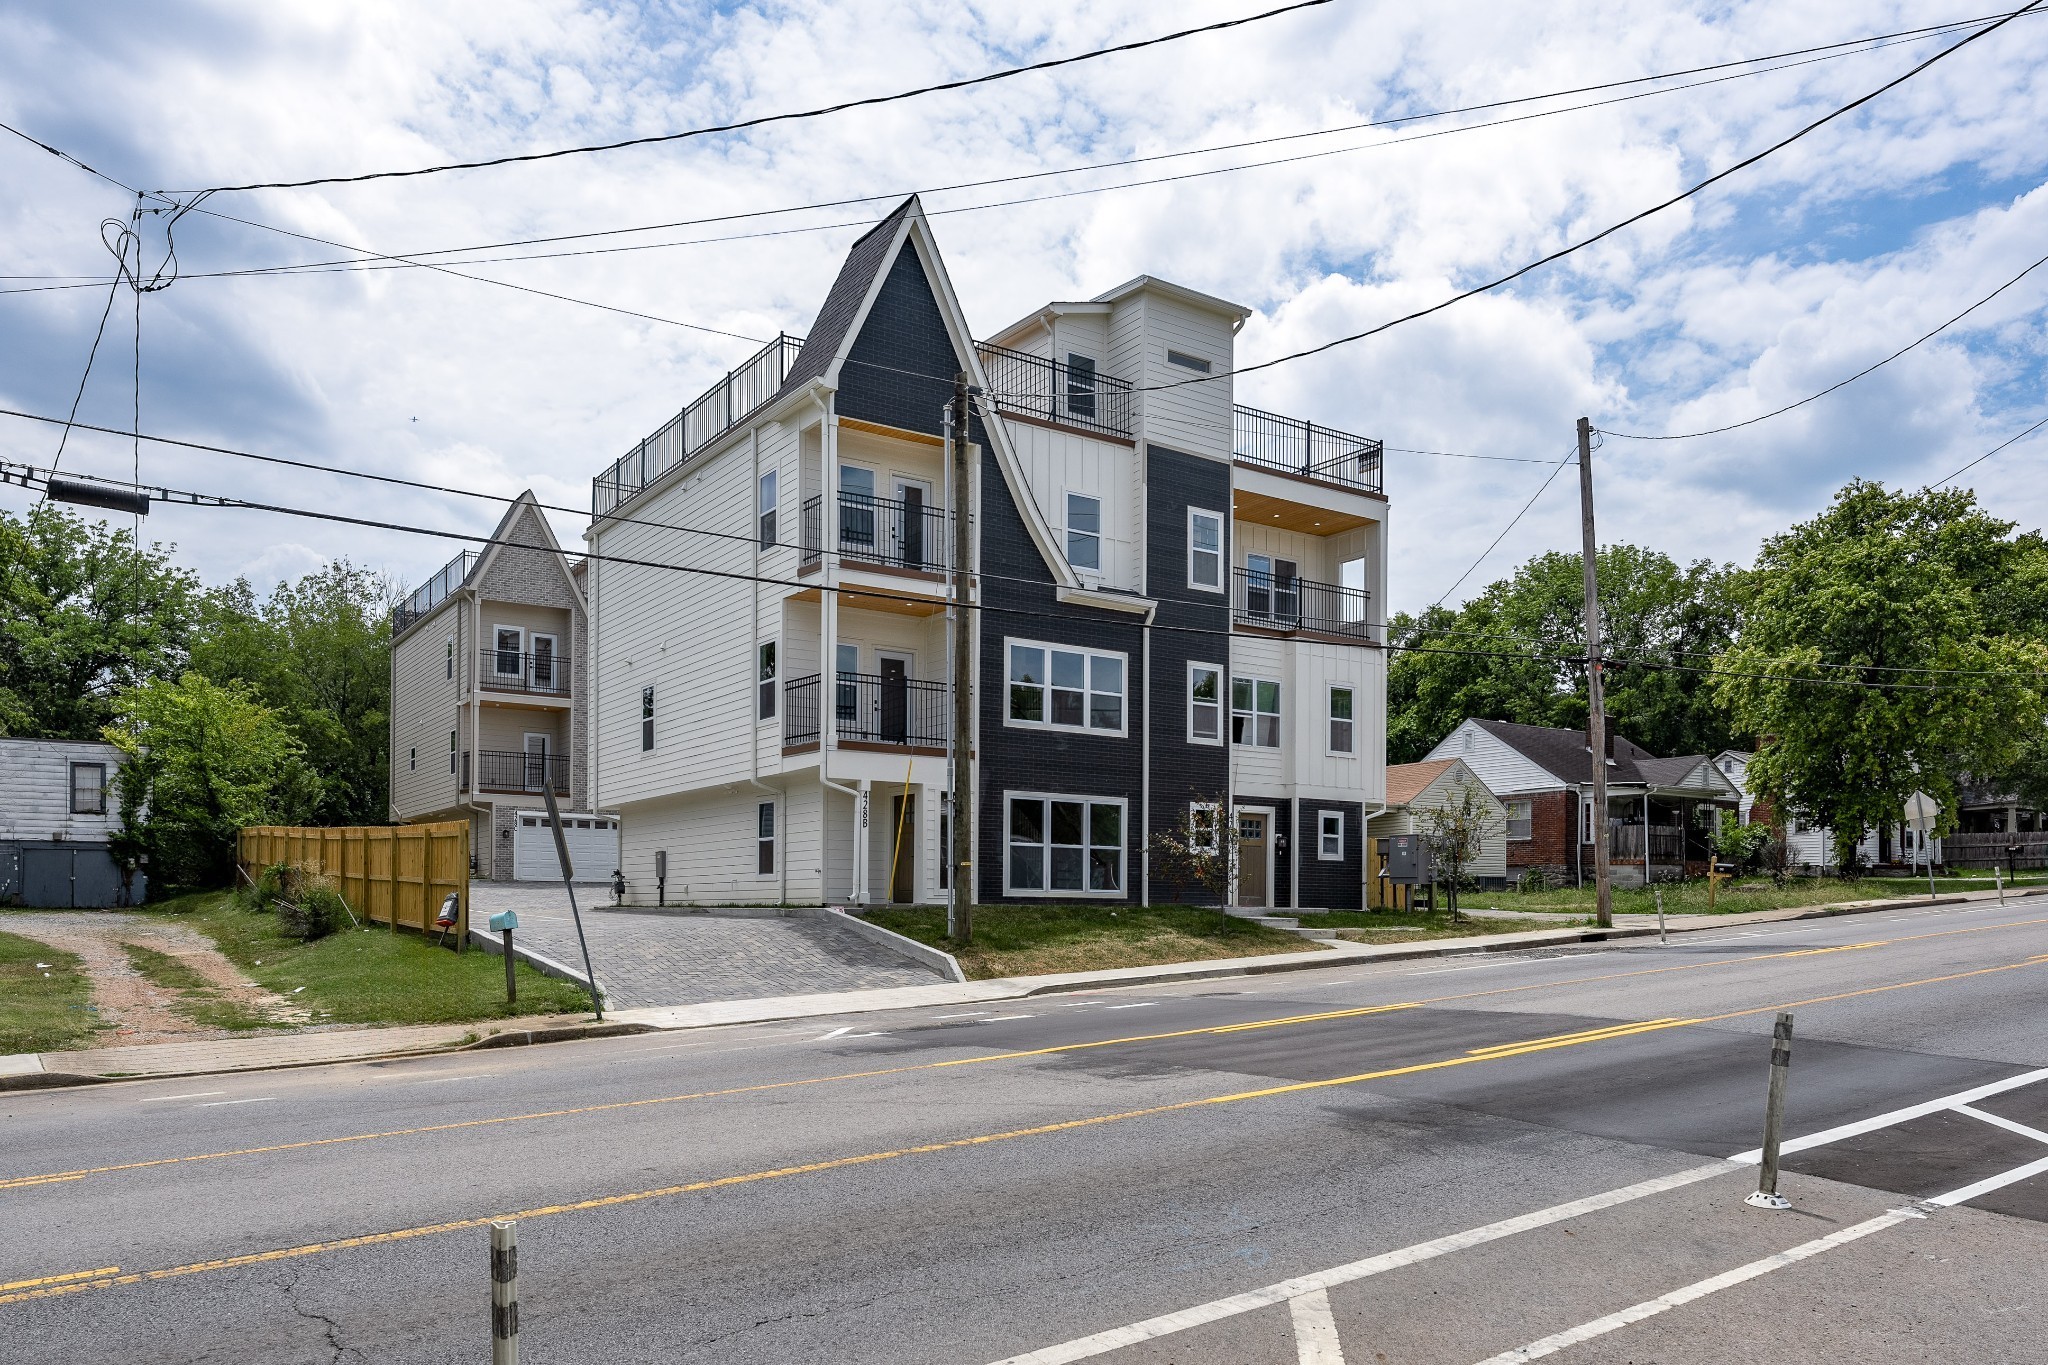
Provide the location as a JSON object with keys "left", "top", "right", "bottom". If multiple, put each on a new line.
{"left": 390, "top": 550, "right": 478, "bottom": 637}
{"left": 1232, "top": 404, "right": 1384, "bottom": 494}
{"left": 975, "top": 341, "right": 1135, "bottom": 440}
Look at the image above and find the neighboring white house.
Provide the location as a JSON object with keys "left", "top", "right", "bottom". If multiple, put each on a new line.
{"left": 0, "top": 737, "right": 142, "bottom": 906}
{"left": 584, "top": 195, "right": 1389, "bottom": 911}
{"left": 1714, "top": 749, "right": 1941, "bottom": 870}
{"left": 1367, "top": 758, "right": 1507, "bottom": 906}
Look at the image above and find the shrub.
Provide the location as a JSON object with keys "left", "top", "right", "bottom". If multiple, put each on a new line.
{"left": 275, "top": 876, "right": 350, "bottom": 941}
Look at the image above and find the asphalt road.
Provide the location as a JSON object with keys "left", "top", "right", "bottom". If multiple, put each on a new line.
{"left": 4, "top": 897, "right": 2046, "bottom": 1363}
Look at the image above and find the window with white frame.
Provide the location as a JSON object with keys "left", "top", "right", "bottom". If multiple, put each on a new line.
{"left": 1580, "top": 797, "right": 1595, "bottom": 844}
{"left": 445, "top": 634, "right": 454, "bottom": 680}
{"left": 1188, "top": 663, "right": 1223, "bottom": 743}
{"left": 641, "top": 686, "right": 655, "bottom": 751}
{"left": 449, "top": 730, "right": 457, "bottom": 774}
{"left": 1188, "top": 509, "right": 1223, "bottom": 591}
{"left": 1166, "top": 349, "right": 1213, "bottom": 373}
{"left": 758, "top": 469, "right": 778, "bottom": 547}
{"left": 1319, "top": 810, "right": 1344, "bottom": 861}
{"left": 1006, "top": 794, "right": 1123, "bottom": 894}
{"left": 1190, "top": 801, "right": 1221, "bottom": 854}
{"left": 758, "top": 641, "right": 777, "bottom": 720}
{"left": 1232, "top": 676, "right": 1281, "bottom": 747}
{"left": 1066, "top": 493, "right": 1101, "bottom": 571}
{"left": 68, "top": 761, "right": 106, "bottom": 815}
{"left": 1007, "top": 640, "right": 1125, "bottom": 734}
{"left": 494, "top": 626, "right": 522, "bottom": 675}
{"left": 1505, "top": 799, "right": 1534, "bottom": 841}
{"left": 1066, "top": 353, "right": 1098, "bottom": 419}
{"left": 757, "top": 802, "right": 776, "bottom": 875}
{"left": 1328, "top": 685, "right": 1355, "bottom": 754}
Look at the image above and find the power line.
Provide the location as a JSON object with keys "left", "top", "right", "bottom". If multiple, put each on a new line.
{"left": 168, "top": 0, "right": 1336, "bottom": 196}
{"left": 1933, "top": 415, "right": 2048, "bottom": 488}
{"left": 1428, "top": 449, "right": 1579, "bottom": 608}
{"left": 1600, "top": 248, "right": 2048, "bottom": 441}
{"left": 0, "top": 118, "right": 136, "bottom": 194}
{"left": 1143, "top": 1, "right": 2047, "bottom": 395}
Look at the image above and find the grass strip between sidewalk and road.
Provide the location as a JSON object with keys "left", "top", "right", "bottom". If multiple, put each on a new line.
{"left": 0, "top": 930, "right": 102, "bottom": 1055}
{"left": 1297, "top": 909, "right": 1596, "bottom": 944}
{"left": 1503, "top": 873, "right": 2048, "bottom": 917}
{"left": 865, "top": 902, "right": 1319, "bottom": 978}
{"left": 147, "top": 892, "right": 592, "bottom": 1026}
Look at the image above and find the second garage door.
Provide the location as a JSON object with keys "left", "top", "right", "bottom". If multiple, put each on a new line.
{"left": 512, "top": 811, "right": 620, "bottom": 882}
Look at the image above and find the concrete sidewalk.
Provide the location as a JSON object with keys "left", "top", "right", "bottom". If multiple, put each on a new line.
{"left": 5, "top": 884, "right": 2040, "bottom": 1091}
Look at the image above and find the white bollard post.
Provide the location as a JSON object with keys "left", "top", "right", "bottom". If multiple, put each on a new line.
{"left": 1745, "top": 1013, "right": 1795, "bottom": 1210}
{"left": 1995, "top": 863, "right": 2005, "bottom": 907}
{"left": 491, "top": 1220, "right": 519, "bottom": 1364}
{"left": 1655, "top": 886, "right": 1666, "bottom": 945}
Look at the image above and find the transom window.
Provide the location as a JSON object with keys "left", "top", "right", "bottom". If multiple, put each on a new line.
{"left": 1066, "top": 493, "right": 1102, "bottom": 571}
{"left": 1008, "top": 640, "right": 1125, "bottom": 734}
{"left": 1232, "top": 676, "right": 1281, "bottom": 747}
{"left": 1006, "top": 794, "right": 1123, "bottom": 895}
{"left": 1188, "top": 663, "right": 1222, "bottom": 743}
{"left": 1328, "top": 686, "right": 1354, "bottom": 754}
{"left": 1166, "top": 349, "right": 1213, "bottom": 373}
{"left": 1188, "top": 509, "right": 1223, "bottom": 591}
{"left": 1319, "top": 811, "right": 1345, "bottom": 861}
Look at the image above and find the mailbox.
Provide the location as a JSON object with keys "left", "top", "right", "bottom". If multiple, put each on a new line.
{"left": 488, "top": 910, "right": 518, "bottom": 933}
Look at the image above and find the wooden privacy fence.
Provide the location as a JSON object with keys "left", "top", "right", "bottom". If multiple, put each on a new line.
{"left": 239, "top": 822, "right": 469, "bottom": 942}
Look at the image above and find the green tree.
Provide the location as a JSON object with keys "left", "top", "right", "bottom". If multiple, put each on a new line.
{"left": 0, "top": 505, "right": 199, "bottom": 739}
{"left": 103, "top": 673, "right": 317, "bottom": 891}
{"left": 189, "top": 562, "right": 393, "bottom": 825}
{"left": 1717, "top": 482, "right": 2048, "bottom": 866}
{"left": 1388, "top": 545, "right": 1742, "bottom": 762}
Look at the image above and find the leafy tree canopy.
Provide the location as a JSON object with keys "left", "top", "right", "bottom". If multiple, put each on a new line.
{"left": 1717, "top": 481, "right": 2048, "bottom": 859}
{"left": 1387, "top": 544, "right": 1742, "bottom": 762}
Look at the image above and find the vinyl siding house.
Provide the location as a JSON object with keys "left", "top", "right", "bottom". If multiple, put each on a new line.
{"left": 1424, "top": 719, "right": 1739, "bottom": 886}
{"left": 0, "top": 737, "right": 142, "bottom": 906}
{"left": 387, "top": 493, "right": 616, "bottom": 881}
{"left": 585, "top": 196, "right": 1387, "bottom": 911}
{"left": 1366, "top": 758, "right": 1507, "bottom": 907}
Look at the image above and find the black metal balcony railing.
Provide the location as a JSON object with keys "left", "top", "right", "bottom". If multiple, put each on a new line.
{"left": 478, "top": 649, "right": 570, "bottom": 696}
{"left": 593, "top": 333, "right": 805, "bottom": 516}
{"left": 976, "top": 341, "right": 1136, "bottom": 440}
{"left": 783, "top": 673, "right": 950, "bottom": 748}
{"left": 1232, "top": 405, "right": 1384, "bottom": 495}
{"left": 390, "top": 550, "right": 478, "bottom": 636}
{"left": 467, "top": 749, "right": 568, "bottom": 795}
{"left": 801, "top": 494, "right": 950, "bottom": 573}
{"left": 1231, "top": 567, "right": 1372, "bottom": 639}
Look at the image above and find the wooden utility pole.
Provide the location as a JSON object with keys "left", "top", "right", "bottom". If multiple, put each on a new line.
{"left": 948, "top": 373, "right": 975, "bottom": 944}
{"left": 1577, "top": 417, "right": 1613, "bottom": 929}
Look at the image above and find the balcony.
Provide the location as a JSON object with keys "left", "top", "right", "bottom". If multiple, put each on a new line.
{"left": 465, "top": 749, "right": 568, "bottom": 795}
{"left": 1231, "top": 566, "right": 1372, "bottom": 640}
{"left": 802, "top": 493, "right": 949, "bottom": 575}
{"left": 390, "top": 550, "right": 477, "bottom": 637}
{"left": 784, "top": 673, "right": 950, "bottom": 750}
{"left": 478, "top": 649, "right": 570, "bottom": 697}
{"left": 977, "top": 341, "right": 1135, "bottom": 441}
{"left": 593, "top": 333, "right": 805, "bottom": 517}
{"left": 1232, "top": 405, "right": 1383, "bottom": 495}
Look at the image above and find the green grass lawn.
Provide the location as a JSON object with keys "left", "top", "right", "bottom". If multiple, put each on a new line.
{"left": 866, "top": 903, "right": 1319, "bottom": 979}
{"left": 1299, "top": 909, "right": 1596, "bottom": 945}
{"left": 150, "top": 892, "right": 594, "bottom": 1026}
{"left": 0, "top": 929, "right": 103, "bottom": 1054}
{"left": 1495, "top": 873, "right": 2047, "bottom": 917}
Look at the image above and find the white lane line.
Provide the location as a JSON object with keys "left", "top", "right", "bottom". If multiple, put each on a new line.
{"left": 136, "top": 1092, "right": 225, "bottom": 1103}
{"left": 1952, "top": 1104, "right": 2048, "bottom": 1147}
{"left": 982, "top": 1014, "right": 1035, "bottom": 1022}
{"left": 196, "top": 1098, "right": 275, "bottom": 1108}
{"left": 814, "top": 1026, "right": 886, "bottom": 1040}
{"left": 931, "top": 1012, "right": 991, "bottom": 1020}
{"left": 1728, "top": 1067, "right": 2048, "bottom": 1163}
{"left": 1467, "top": 1206, "right": 1926, "bottom": 1364}
{"left": 1927, "top": 1152, "right": 2048, "bottom": 1206}
{"left": 1104, "top": 1002, "right": 1156, "bottom": 1010}
{"left": 1289, "top": 1288, "right": 1345, "bottom": 1364}
{"left": 406, "top": 1073, "right": 495, "bottom": 1085}
{"left": 982, "top": 1163, "right": 1727, "bottom": 1364}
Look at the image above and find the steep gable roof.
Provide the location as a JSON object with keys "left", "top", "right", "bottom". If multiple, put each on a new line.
{"left": 471, "top": 491, "right": 583, "bottom": 609}
{"left": 770, "top": 198, "right": 919, "bottom": 404}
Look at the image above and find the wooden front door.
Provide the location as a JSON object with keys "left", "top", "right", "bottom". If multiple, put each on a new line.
{"left": 1237, "top": 812, "right": 1268, "bottom": 908}
{"left": 890, "top": 795, "right": 917, "bottom": 903}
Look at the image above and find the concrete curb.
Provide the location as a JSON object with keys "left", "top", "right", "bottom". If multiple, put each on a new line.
{"left": 465, "top": 924, "right": 607, "bottom": 1005}
{"left": 461, "top": 1021, "right": 655, "bottom": 1049}
{"left": 822, "top": 908, "right": 967, "bottom": 983}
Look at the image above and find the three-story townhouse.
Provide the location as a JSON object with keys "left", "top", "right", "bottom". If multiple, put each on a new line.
{"left": 585, "top": 196, "right": 1387, "bottom": 911}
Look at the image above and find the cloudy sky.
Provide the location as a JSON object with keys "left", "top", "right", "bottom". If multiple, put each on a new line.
{"left": 2, "top": 0, "right": 2044, "bottom": 615}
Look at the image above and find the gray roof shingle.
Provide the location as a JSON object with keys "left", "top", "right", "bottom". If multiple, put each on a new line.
{"left": 770, "top": 197, "right": 919, "bottom": 405}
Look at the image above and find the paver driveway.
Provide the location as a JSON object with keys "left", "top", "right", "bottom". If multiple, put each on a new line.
{"left": 467, "top": 884, "right": 944, "bottom": 1008}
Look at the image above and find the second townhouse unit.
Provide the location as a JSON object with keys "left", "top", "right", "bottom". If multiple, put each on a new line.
{"left": 584, "top": 196, "right": 1387, "bottom": 911}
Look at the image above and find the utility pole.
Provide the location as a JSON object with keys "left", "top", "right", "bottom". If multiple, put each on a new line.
{"left": 949, "top": 373, "right": 976, "bottom": 944}
{"left": 1578, "top": 417, "right": 1613, "bottom": 929}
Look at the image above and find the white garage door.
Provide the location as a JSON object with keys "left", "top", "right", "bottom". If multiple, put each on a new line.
{"left": 513, "top": 811, "right": 620, "bottom": 882}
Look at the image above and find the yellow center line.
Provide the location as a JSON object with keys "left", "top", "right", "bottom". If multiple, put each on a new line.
{"left": 4, "top": 951, "right": 2043, "bottom": 1310}
{"left": 0, "top": 1267, "right": 118, "bottom": 1293}
{"left": 1465, "top": 1020, "right": 1686, "bottom": 1056}
{"left": 4, "top": 912, "right": 2042, "bottom": 1195}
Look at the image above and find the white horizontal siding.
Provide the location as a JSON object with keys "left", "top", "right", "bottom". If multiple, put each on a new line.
{"left": 390, "top": 608, "right": 462, "bottom": 818}
{"left": 0, "top": 739, "right": 126, "bottom": 841}
{"left": 1132, "top": 293, "right": 1234, "bottom": 462}
{"left": 1425, "top": 721, "right": 1561, "bottom": 796}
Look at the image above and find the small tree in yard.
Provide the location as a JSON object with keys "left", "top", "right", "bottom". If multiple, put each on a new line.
{"left": 1150, "top": 800, "right": 1242, "bottom": 927}
{"left": 1418, "top": 784, "right": 1502, "bottom": 922}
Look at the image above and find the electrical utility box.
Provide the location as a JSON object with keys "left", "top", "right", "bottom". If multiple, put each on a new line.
{"left": 1384, "top": 834, "right": 1433, "bottom": 884}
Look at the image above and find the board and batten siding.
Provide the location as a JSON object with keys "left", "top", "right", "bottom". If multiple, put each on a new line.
{"left": 0, "top": 738, "right": 127, "bottom": 841}
{"left": 1425, "top": 721, "right": 1563, "bottom": 796}
{"left": 390, "top": 599, "right": 464, "bottom": 818}
{"left": 999, "top": 419, "right": 1139, "bottom": 591}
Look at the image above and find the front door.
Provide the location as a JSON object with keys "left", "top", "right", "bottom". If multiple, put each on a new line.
{"left": 877, "top": 653, "right": 911, "bottom": 743}
{"left": 530, "top": 634, "right": 556, "bottom": 692}
{"left": 1237, "top": 812, "right": 1268, "bottom": 908}
{"left": 892, "top": 478, "right": 932, "bottom": 569}
{"left": 522, "top": 733, "right": 550, "bottom": 792}
{"left": 840, "top": 465, "right": 877, "bottom": 553}
{"left": 890, "top": 795, "right": 917, "bottom": 903}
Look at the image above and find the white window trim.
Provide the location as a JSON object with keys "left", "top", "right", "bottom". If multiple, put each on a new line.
{"left": 449, "top": 729, "right": 457, "bottom": 774}
{"left": 491, "top": 624, "right": 524, "bottom": 676}
{"left": 758, "top": 637, "right": 778, "bottom": 723}
{"left": 1231, "top": 674, "right": 1283, "bottom": 749}
{"left": 1004, "top": 637, "right": 1130, "bottom": 738}
{"left": 1505, "top": 798, "right": 1534, "bottom": 842}
{"left": 1326, "top": 683, "right": 1356, "bottom": 758}
{"left": 756, "top": 801, "right": 777, "bottom": 877}
{"left": 1003, "top": 791, "right": 1128, "bottom": 899}
{"left": 758, "top": 468, "right": 779, "bottom": 547}
{"left": 1187, "top": 661, "right": 1224, "bottom": 746}
{"left": 1190, "top": 801, "right": 1221, "bottom": 855}
{"left": 1318, "top": 810, "right": 1345, "bottom": 861}
{"left": 1187, "top": 507, "right": 1225, "bottom": 593}
{"left": 1065, "top": 491, "right": 1103, "bottom": 573}
{"left": 445, "top": 633, "right": 454, "bottom": 680}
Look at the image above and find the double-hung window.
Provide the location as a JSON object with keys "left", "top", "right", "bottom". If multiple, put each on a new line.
{"left": 1188, "top": 663, "right": 1223, "bottom": 743}
{"left": 1509, "top": 799, "right": 1536, "bottom": 842}
{"left": 1188, "top": 509, "right": 1223, "bottom": 591}
{"left": 69, "top": 762, "right": 107, "bottom": 815}
{"left": 1327, "top": 686, "right": 1355, "bottom": 754}
{"left": 1232, "top": 677, "right": 1281, "bottom": 747}
{"left": 1007, "top": 794, "right": 1122, "bottom": 894}
{"left": 1066, "top": 493, "right": 1101, "bottom": 571}
{"left": 1066, "top": 353, "right": 1097, "bottom": 420}
{"left": 449, "top": 730, "right": 457, "bottom": 774}
{"left": 758, "top": 470, "right": 778, "bottom": 547}
{"left": 1190, "top": 801, "right": 1221, "bottom": 854}
{"left": 758, "top": 641, "right": 778, "bottom": 720}
{"left": 1007, "top": 640, "right": 1125, "bottom": 734}
{"left": 757, "top": 802, "right": 776, "bottom": 875}
{"left": 445, "top": 634, "right": 454, "bottom": 680}
{"left": 1319, "top": 811, "right": 1345, "bottom": 861}
{"left": 641, "top": 686, "right": 655, "bottom": 751}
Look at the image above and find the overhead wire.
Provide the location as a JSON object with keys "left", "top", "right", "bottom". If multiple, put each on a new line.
{"left": 1932, "top": 416, "right": 2048, "bottom": 488}
{"left": 1427, "top": 449, "right": 1580, "bottom": 608}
